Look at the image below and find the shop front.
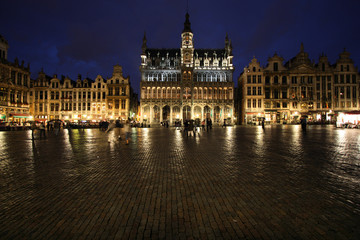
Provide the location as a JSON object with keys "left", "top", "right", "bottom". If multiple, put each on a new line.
{"left": 245, "top": 112, "right": 265, "bottom": 125}
{"left": 336, "top": 111, "right": 360, "bottom": 128}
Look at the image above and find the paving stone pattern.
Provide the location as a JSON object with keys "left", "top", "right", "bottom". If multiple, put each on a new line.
{"left": 0, "top": 125, "right": 359, "bottom": 239}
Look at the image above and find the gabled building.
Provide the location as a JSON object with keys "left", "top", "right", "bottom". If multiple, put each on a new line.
{"left": 139, "top": 13, "right": 235, "bottom": 126}
{"left": 106, "top": 65, "right": 131, "bottom": 121}
{"left": 239, "top": 44, "right": 360, "bottom": 125}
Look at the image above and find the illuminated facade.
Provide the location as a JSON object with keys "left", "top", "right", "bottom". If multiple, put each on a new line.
{"left": 30, "top": 65, "right": 136, "bottom": 122}
{"left": 140, "top": 13, "right": 235, "bottom": 125}
{"left": 0, "top": 35, "right": 31, "bottom": 123}
{"left": 106, "top": 65, "right": 131, "bottom": 121}
{"left": 239, "top": 44, "right": 360, "bottom": 124}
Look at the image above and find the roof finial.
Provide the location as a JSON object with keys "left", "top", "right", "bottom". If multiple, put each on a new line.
{"left": 300, "top": 42, "right": 304, "bottom": 52}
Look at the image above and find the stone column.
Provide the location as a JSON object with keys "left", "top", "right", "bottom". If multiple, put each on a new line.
{"left": 170, "top": 106, "right": 173, "bottom": 125}
{"left": 150, "top": 105, "right": 153, "bottom": 124}
{"left": 160, "top": 106, "right": 163, "bottom": 123}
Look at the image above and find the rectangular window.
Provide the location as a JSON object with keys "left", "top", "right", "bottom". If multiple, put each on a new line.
{"left": 282, "top": 89, "right": 287, "bottom": 99}
{"left": 258, "top": 75, "right": 262, "bottom": 83}
{"left": 51, "top": 103, "right": 54, "bottom": 111}
{"left": 258, "top": 99, "right": 262, "bottom": 108}
{"left": 301, "top": 87, "right": 307, "bottom": 98}
{"left": 340, "top": 75, "right": 344, "bottom": 83}
{"left": 252, "top": 75, "right": 256, "bottom": 83}
{"left": 56, "top": 92, "right": 59, "bottom": 99}
{"left": 282, "top": 102, "right": 287, "bottom": 108}
{"left": 253, "top": 99, "right": 256, "bottom": 108}
{"left": 327, "top": 83, "right": 331, "bottom": 91}
{"left": 353, "top": 87, "right": 357, "bottom": 99}
{"left": 300, "top": 76, "right": 305, "bottom": 84}
{"left": 273, "top": 89, "right": 279, "bottom": 99}
{"left": 335, "top": 87, "right": 339, "bottom": 99}
{"left": 352, "top": 74, "right": 356, "bottom": 84}
{"left": 308, "top": 76, "right": 313, "bottom": 84}
{"left": 121, "top": 100, "right": 126, "bottom": 109}
{"left": 73, "top": 103, "right": 76, "bottom": 111}
{"left": 346, "top": 86, "right": 351, "bottom": 99}
{"left": 258, "top": 87, "right": 262, "bottom": 95}
{"left": 291, "top": 76, "right": 297, "bottom": 84}
{"left": 346, "top": 74, "right": 350, "bottom": 83}
{"left": 87, "top": 102, "right": 90, "bottom": 111}
{"left": 265, "top": 88, "right": 270, "bottom": 99}
{"left": 247, "top": 99, "right": 251, "bottom": 108}
{"left": 247, "top": 87, "right": 251, "bottom": 96}
{"left": 247, "top": 76, "right": 251, "bottom": 84}
{"left": 340, "top": 87, "right": 345, "bottom": 99}
{"left": 252, "top": 87, "right": 256, "bottom": 95}
{"left": 334, "top": 75, "right": 338, "bottom": 84}
{"left": 78, "top": 103, "right": 81, "bottom": 110}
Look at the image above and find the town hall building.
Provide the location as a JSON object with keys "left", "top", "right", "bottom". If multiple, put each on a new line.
{"left": 139, "top": 13, "right": 235, "bottom": 126}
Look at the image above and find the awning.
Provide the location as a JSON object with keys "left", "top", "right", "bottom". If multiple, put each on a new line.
{"left": 343, "top": 111, "right": 360, "bottom": 115}
{"left": 9, "top": 113, "right": 31, "bottom": 118}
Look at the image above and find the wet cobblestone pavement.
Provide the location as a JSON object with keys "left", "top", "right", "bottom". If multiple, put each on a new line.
{"left": 0, "top": 125, "right": 359, "bottom": 239}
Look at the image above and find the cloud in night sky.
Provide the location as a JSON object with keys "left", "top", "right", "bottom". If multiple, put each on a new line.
{"left": 1, "top": 0, "right": 360, "bottom": 94}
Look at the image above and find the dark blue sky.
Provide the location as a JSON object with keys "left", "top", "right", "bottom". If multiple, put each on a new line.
{"left": 1, "top": 0, "right": 360, "bottom": 94}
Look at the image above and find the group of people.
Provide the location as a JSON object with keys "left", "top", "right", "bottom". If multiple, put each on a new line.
{"left": 30, "top": 120, "right": 62, "bottom": 139}
{"left": 181, "top": 118, "right": 213, "bottom": 137}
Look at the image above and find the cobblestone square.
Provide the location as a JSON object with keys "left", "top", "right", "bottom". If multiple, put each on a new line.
{"left": 0, "top": 125, "right": 359, "bottom": 239}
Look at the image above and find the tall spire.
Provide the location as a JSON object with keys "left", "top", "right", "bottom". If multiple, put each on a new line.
{"left": 182, "top": 12, "right": 192, "bottom": 33}
{"left": 142, "top": 32, "right": 147, "bottom": 54}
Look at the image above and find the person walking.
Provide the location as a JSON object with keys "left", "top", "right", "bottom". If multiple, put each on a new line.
{"left": 301, "top": 117, "right": 307, "bottom": 132}
{"left": 39, "top": 122, "right": 46, "bottom": 138}
{"left": 222, "top": 119, "right": 227, "bottom": 128}
{"left": 106, "top": 121, "right": 116, "bottom": 133}
{"left": 261, "top": 118, "right": 265, "bottom": 129}
{"left": 201, "top": 120, "right": 205, "bottom": 131}
{"left": 123, "top": 122, "right": 131, "bottom": 144}
{"left": 31, "top": 121, "right": 37, "bottom": 140}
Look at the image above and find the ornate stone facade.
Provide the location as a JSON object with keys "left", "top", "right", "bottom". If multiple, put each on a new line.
{"left": 239, "top": 44, "right": 360, "bottom": 125}
{"left": 139, "top": 13, "right": 235, "bottom": 126}
{"left": 0, "top": 35, "right": 31, "bottom": 123}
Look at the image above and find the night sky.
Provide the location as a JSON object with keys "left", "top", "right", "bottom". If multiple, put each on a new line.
{"left": 2, "top": 0, "right": 360, "bottom": 95}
